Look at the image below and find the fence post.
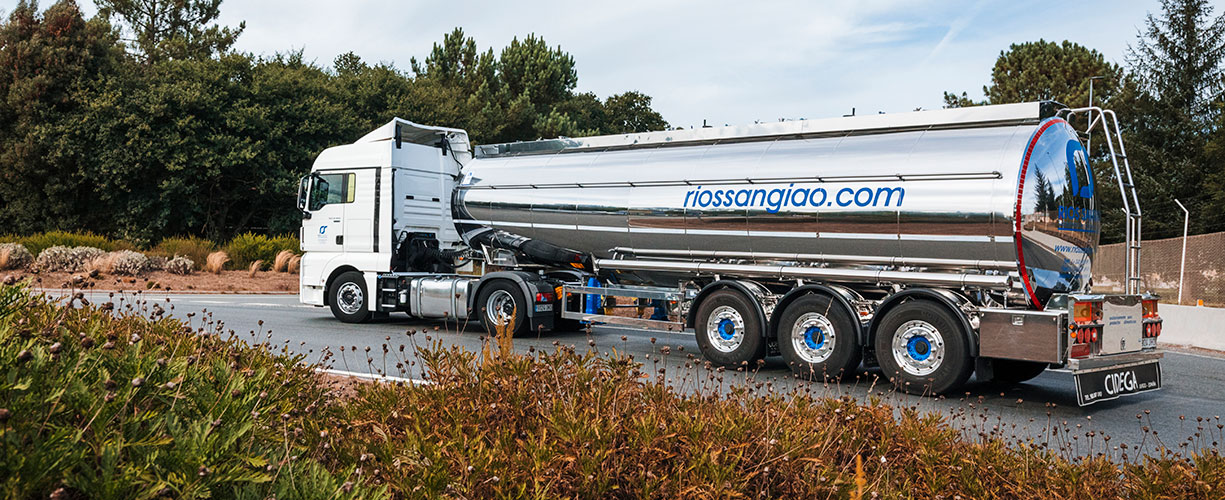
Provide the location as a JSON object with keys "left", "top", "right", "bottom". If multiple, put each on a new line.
{"left": 1174, "top": 199, "right": 1189, "bottom": 305}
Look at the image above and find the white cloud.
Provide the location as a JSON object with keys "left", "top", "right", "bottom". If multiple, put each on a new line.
{"left": 13, "top": 0, "right": 1214, "bottom": 128}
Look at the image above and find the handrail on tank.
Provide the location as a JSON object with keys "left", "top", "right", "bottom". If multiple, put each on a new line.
{"left": 1057, "top": 106, "right": 1143, "bottom": 294}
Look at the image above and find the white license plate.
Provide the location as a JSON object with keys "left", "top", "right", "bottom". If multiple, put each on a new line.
{"left": 1141, "top": 337, "right": 1157, "bottom": 349}
{"left": 534, "top": 304, "right": 553, "bottom": 312}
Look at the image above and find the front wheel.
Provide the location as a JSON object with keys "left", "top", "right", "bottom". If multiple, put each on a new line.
{"left": 874, "top": 301, "right": 972, "bottom": 395}
{"left": 328, "top": 271, "right": 371, "bottom": 323}
{"left": 694, "top": 289, "right": 767, "bottom": 367}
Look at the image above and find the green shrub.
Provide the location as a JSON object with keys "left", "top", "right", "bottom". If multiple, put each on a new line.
{"left": 268, "top": 234, "right": 301, "bottom": 255}
{"left": 0, "top": 284, "right": 383, "bottom": 499}
{"left": 109, "top": 250, "right": 151, "bottom": 276}
{"left": 4, "top": 231, "right": 135, "bottom": 256}
{"left": 0, "top": 243, "right": 33, "bottom": 270}
{"left": 3, "top": 285, "right": 1225, "bottom": 497}
{"left": 165, "top": 256, "right": 194, "bottom": 275}
{"left": 150, "top": 236, "right": 215, "bottom": 269}
{"left": 224, "top": 233, "right": 299, "bottom": 270}
{"left": 35, "top": 246, "right": 106, "bottom": 272}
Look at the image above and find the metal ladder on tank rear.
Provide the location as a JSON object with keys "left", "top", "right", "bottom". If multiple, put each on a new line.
{"left": 1060, "top": 106, "right": 1143, "bottom": 294}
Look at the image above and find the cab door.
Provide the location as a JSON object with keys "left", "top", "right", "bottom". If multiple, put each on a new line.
{"left": 301, "top": 172, "right": 355, "bottom": 253}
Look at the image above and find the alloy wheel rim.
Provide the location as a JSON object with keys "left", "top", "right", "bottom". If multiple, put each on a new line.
{"left": 890, "top": 320, "right": 945, "bottom": 376}
{"left": 705, "top": 305, "right": 745, "bottom": 353}
{"left": 336, "top": 282, "right": 364, "bottom": 315}
{"left": 791, "top": 312, "right": 836, "bottom": 364}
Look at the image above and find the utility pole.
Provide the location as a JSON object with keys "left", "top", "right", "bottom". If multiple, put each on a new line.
{"left": 1174, "top": 199, "right": 1189, "bottom": 305}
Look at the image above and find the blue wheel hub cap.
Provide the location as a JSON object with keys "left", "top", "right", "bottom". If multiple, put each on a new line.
{"left": 717, "top": 318, "right": 736, "bottom": 340}
{"left": 803, "top": 326, "right": 825, "bottom": 350}
{"left": 906, "top": 336, "right": 932, "bottom": 361}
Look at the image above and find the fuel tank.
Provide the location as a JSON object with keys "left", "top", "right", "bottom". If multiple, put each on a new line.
{"left": 455, "top": 102, "right": 1099, "bottom": 308}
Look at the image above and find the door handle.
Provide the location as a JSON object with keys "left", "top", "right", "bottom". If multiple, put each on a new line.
{"left": 336, "top": 235, "right": 344, "bottom": 245}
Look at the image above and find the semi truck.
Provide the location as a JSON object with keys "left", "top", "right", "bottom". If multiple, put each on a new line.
{"left": 297, "top": 101, "right": 1163, "bottom": 405}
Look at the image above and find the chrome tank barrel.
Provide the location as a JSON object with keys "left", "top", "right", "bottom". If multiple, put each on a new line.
{"left": 455, "top": 113, "right": 1099, "bottom": 309}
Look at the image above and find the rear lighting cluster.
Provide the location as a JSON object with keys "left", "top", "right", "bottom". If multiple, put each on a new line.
{"left": 1141, "top": 298, "right": 1162, "bottom": 339}
{"left": 1142, "top": 299, "right": 1159, "bottom": 318}
{"left": 535, "top": 291, "right": 556, "bottom": 303}
{"left": 1068, "top": 300, "right": 1103, "bottom": 358}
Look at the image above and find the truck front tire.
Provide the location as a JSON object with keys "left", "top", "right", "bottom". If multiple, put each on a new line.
{"left": 694, "top": 289, "right": 767, "bottom": 367}
{"left": 329, "top": 271, "right": 371, "bottom": 323}
{"left": 874, "top": 300, "right": 972, "bottom": 395}
{"left": 777, "top": 294, "right": 861, "bottom": 380}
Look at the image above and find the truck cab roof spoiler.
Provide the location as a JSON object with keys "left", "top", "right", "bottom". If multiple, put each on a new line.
{"left": 475, "top": 101, "right": 1064, "bottom": 159}
{"left": 356, "top": 118, "right": 472, "bottom": 157}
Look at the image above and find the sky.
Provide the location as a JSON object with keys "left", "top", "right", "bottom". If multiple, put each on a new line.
{"left": 10, "top": 0, "right": 1223, "bottom": 129}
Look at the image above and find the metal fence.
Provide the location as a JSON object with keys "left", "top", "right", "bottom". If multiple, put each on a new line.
{"left": 1095, "top": 231, "right": 1225, "bottom": 306}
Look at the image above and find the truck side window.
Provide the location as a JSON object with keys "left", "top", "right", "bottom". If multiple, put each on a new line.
{"left": 308, "top": 173, "right": 355, "bottom": 210}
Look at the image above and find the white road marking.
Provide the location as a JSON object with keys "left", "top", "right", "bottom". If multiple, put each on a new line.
{"left": 1163, "top": 350, "right": 1225, "bottom": 362}
{"left": 317, "top": 368, "right": 432, "bottom": 385}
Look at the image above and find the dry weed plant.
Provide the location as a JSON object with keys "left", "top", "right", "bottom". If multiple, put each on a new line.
{"left": 204, "top": 251, "right": 229, "bottom": 274}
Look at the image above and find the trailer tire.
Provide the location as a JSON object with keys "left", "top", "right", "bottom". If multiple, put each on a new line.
{"left": 874, "top": 300, "right": 972, "bottom": 395}
{"left": 477, "top": 281, "right": 529, "bottom": 337}
{"left": 990, "top": 359, "right": 1048, "bottom": 384}
{"left": 328, "top": 271, "right": 371, "bottom": 323}
{"left": 777, "top": 294, "right": 861, "bottom": 380}
{"left": 694, "top": 289, "right": 767, "bottom": 367}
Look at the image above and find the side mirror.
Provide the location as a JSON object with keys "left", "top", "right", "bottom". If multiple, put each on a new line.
{"left": 301, "top": 211, "right": 312, "bottom": 220}
{"left": 297, "top": 175, "right": 311, "bottom": 211}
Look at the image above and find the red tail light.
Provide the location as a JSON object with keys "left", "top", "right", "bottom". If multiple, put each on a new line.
{"left": 535, "top": 291, "right": 556, "bottom": 303}
{"left": 1073, "top": 301, "right": 1098, "bottom": 324}
{"left": 1142, "top": 299, "right": 1158, "bottom": 318}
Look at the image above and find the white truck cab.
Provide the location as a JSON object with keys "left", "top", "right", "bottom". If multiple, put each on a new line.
{"left": 297, "top": 119, "right": 473, "bottom": 318}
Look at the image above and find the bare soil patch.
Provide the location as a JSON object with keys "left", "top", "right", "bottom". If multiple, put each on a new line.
{"left": 4, "top": 269, "right": 298, "bottom": 293}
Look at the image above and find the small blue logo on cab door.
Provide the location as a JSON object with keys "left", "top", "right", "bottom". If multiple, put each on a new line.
{"left": 319, "top": 225, "right": 327, "bottom": 235}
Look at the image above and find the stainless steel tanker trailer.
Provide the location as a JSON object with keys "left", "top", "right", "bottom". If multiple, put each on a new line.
{"left": 297, "top": 101, "right": 1163, "bottom": 405}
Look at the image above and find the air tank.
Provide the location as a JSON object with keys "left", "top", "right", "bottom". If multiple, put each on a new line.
{"left": 455, "top": 102, "right": 1099, "bottom": 308}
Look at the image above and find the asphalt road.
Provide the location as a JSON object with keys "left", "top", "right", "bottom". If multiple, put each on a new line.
{"left": 65, "top": 289, "right": 1225, "bottom": 460}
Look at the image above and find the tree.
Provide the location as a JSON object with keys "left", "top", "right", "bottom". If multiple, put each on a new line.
{"left": 1129, "top": 0, "right": 1225, "bottom": 124}
{"left": 1125, "top": 0, "right": 1225, "bottom": 238}
{"left": 0, "top": 1, "right": 123, "bottom": 235}
{"left": 943, "top": 40, "right": 1124, "bottom": 109}
{"left": 602, "top": 91, "right": 668, "bottom": 134}
{"left": 95, "top": 0, "right": 244, "bottom": 62}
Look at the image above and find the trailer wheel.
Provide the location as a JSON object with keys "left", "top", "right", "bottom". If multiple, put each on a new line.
{"left": 477, "top": 281, "right": 528, "bottom": 337}
{"left": 777, "top": 294, "right": 861, "bottom": 380}
{"left": 694, "top": 289, "right": 767, "bottom": 367}
{"left": 874, "top": 300, "right": 972, "bottom": 395}
{"left": 990, "top": 359, "right": 1048, "bottom": 384}
{"left": 328, "top": 271, "right": 371, "bottom": 323}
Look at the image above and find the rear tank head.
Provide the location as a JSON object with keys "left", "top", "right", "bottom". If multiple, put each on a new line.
{"left": 1015, "top": 116, "right": 1100, "bottom": 309}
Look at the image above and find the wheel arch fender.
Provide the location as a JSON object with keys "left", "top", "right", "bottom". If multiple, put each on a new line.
{"left": 323, "top": 265, "right": 362, "bottom": 306}
{"left": 769, "top": 284, "right": 865, "bottom": 345}
{"left": 868, "top": 288, "right": 978, "bottom": 357}
{"left": 685, "top": 280, "right": 770, "bottom": 338}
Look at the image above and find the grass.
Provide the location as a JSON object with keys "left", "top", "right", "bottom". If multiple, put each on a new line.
{"left": 204, "top": 251, "right": 229, "bottom": 274}
{"left": 225, "top": 233, "right": 300, "bottom": 270}
{"left": 0, "top": 231, "right": 135, "bottom": 256}
{"left": 2, "top": 283, "right": 1223, "bottom": 499}
{"left": 150, "top": 236, "right": 216, "bottom": 269}
{"left": 1, "top": 232, "right": 302, "bottom": 273}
